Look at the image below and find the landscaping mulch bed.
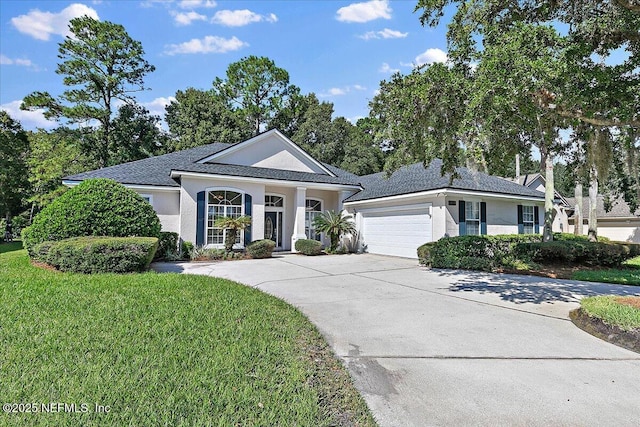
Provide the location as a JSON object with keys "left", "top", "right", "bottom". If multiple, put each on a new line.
{"left": 570, "top": 308, "right": 640, "bottom": 354}
{"left": 500, "top": 264, "right": 637, "bottom": 280}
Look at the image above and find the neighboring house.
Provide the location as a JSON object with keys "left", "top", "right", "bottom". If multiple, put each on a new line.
{"left": 504, "top": 173, "right": 572, "bottom": 233}
{"left": 567, "top": 195, "right": 640, "bottom": 243}
{"left": 64, "top": 129, "right": 545, "bottom": 259}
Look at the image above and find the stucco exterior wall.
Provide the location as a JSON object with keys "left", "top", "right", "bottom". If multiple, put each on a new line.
{"left": 569, "top": 221, "right": 640, "bottom": 243}
{"left": 135, "top": 190, "right": 180, "bottom": 234}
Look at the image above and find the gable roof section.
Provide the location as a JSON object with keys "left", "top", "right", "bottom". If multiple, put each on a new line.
{"left": 345, "top": 160, "right": 546, "bottom": 203}
{"left": 196, "top": 129, "right": 336, "bottom": 176}
{"left": 64, "top": 143, "right": 232, "bottom": 187}
{"left": 566, "top": 195, "right": 640, "bottom": 219}
{"left": 504, "top": 173, "right": 571, "bottom": 206}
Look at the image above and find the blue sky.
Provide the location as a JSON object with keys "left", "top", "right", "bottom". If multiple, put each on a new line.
{"left": 0, "top": 0, "right": 452, "bottom": 130}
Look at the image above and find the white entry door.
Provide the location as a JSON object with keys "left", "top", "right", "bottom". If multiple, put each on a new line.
{"left": 361, "top": 204, "right": 432, "bottom": 258}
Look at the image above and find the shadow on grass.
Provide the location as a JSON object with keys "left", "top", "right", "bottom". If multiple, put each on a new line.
{"left": 0, "top": 241, "right": 23, "bottom": 254}
{"left": 433, "top": 269, "right": 640, "bottom": 305}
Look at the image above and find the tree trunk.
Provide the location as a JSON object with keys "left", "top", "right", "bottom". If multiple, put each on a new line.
{"left": 574, "top": 182, "right": 583, "bottom": 236}
{"left": 588, "top": 164, "right": 598, "bottom": 242}
{"left": 542, "top": 152, "right": 555, "bottom": 242}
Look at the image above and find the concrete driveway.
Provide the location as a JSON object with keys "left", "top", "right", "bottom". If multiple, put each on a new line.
{"left": 153, "top": 254, "right": 640, "bottom": 426}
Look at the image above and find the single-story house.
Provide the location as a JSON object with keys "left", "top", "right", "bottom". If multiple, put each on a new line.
{"left": 63, "top": 129, "right": 546, "bottom": 258}
{"left": 567, "top": 195, "right": 640, "bottom": 243}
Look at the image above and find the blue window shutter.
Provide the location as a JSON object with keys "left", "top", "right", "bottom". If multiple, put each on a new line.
{"left": 534, "top": 206, "right": 540, "bottom": 233}
{"left": 458, "top": 201, "right": 466, "bottom": 236}
{"left": 244, "top": 193, "right": 252, "bottom": 246}
{"left": 480, "top": 202, "right": 487, "bottom": 235}
{"left": 196, "top": 191, "right": 205, "bottom": 246}
{"left": 517, "top": 205, "right": 524, "bottom": 234}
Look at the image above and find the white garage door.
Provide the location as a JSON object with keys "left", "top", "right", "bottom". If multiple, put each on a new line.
{"left": 362, "top": 204, "right": 432, "bottom": 258}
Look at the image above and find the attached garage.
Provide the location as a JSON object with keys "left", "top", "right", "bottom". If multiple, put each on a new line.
{"left": 360, "top": 204, "right": 432, "bottom": 258}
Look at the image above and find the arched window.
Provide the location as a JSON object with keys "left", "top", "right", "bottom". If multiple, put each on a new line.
{"left": 305, "top": 199, "right": 322, "bottom": 241}
{"left": 207, "top": 190, "right": 243, "bottom": 246}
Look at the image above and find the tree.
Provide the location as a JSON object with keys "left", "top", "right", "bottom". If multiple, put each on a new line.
{"left": 165, "top": 88, "right": 250, "bottom": 150}
{"left": 312, "top": 210, "right": 356, "bottom": 253}
{"left": 339, "top": 118, "right": 384, "bottom": 176}
{"left": 22, "top": 16, "right": 155, "bottom": 168}
{"left": 109, "top": 104, "right": 167, "bottom": 165}
{"left": 0, "top": 112, "right": 30, "bottom": 221}
{"left": 213, "top": 216, "right": 252, "bottom": 252}
{"left": 212, "top": 56, "right": 296, "bottom": 135}
{"left": 291, "top": 94, "right": 339, "bottom": 163}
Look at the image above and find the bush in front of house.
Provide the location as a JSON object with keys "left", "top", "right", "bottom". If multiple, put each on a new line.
{"left": 295, "top": 239, "right": 323, "bottom": 256}
{"left": 246, "top": 239, "right": 276, "bottom": 259}
{"left": 181, "top": 241, "right": 194, "bottom": 260}
{"left": 22, "top": 178, "right": 161, "bottom": 256}
{"left": 515, "top": 240, "right": 640, "bottom": 267}
{"left": 553, "top": 232, "right": 610, "bottom": 242}
{"left": 34, "top": 236, "right": 158, "bottom": 273}
{"left": 154, "top": 231, "right": 179, "bottom": 261}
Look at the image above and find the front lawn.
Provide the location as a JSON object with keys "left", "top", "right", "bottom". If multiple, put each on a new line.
{"left": 571, "top": 256, "right": 640, "bottom": 286}
{"left": 580, "top": 296, "right": 640, "bottom": 332}
{"left": 0, "top": 247, "right": 375, "bottom": 426}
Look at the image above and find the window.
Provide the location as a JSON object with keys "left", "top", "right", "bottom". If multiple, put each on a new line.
{"left": 207, "top": 190, "right": 243, "bottom": 246}
{"left": 305, "top": 199, "right": 322, "bottom": 241}
{"left": 140, "top": 194, "right": 153, "bottom": 206}
{"left": 265, "top": 195, "right": 283, "bottom": 207}
{"left": 465, "top": 201, "right": 481, "bottom": 235}
{"left": 522, "top": 205, "right": 535, "bottom": 234}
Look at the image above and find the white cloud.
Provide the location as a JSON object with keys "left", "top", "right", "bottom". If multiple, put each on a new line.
{"left": 0, "top": 54, "right": 35, "bottom": 68}
{"left": 171, "top": 10, "right": 207, "bottom": 25}
{"left": 328, "top": 87, "right": 347, "bottom": 96}
{"left": 319, "top": 85, "right": 366, "bottom": 97}
{"left": 178, "top": 0, "right": 217, "bottom": 8}
{"left": 0, "top": 100, "right": 57, "bottom": 129}
{"left": 352, "top": 84, "right": 366, "bottom": 91}
{"left": 211, "top": 9, "right": 277, "bottom": 26}
{"left": 336, "top": 0, "right": 391, "bottom": 23}
{"left": 140, "top": 0, "right": 174, "bottom": 8}
{"left": 164, "top": 35, "right": 247, "bottom": 55}
{"left": 379, "top": 62, "right": 399, "bottom": 73}
{"left": 415, "top": 48, "right": 448, "bottom": 66}
{"left": 359, "top": 27, "right": 407, "bottom": 40}
{"left": 141, "top": 96, "right": 176, "bottom": 118}
{"left": 11, "top": 3, "right": 99, "bottom": 41}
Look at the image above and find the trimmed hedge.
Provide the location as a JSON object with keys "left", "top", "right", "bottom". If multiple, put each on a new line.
{"left": 418, "top": 234, "right": 640, "bottom": 271}
{"left": 155, "top": 231, "right": 179, "bottom": 261}
{"left": 22, "top": 179, "right": 160, "bottom": 255}
{"left": 295, "top": 239, "right": 323, "bottom": 256}
{"left": 33, "top": 236, "right": 158, "bottom": 274}
{"left": 246, "top": 239, "right": 276, "bottom": 259}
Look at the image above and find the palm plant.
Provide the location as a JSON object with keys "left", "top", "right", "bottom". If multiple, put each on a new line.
{"left": 213, "top": 215, "right": 252, "bottom": 252}
{"left": 312, "top": 210, "right": 356, "bottom": 253}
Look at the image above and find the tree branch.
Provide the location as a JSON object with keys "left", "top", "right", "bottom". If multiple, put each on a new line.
{"left": 614, "top": 0, "right": 640, "bottom": 13}
{"left": 556, "top": 108, "right": 640, "bottom": 127}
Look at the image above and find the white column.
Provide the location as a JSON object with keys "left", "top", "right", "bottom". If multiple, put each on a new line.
{"left": 338, "top": 190, "right": 354, "bottom": 213}
{"left": 291, "top": 187, "right": 307, "bottom": 251}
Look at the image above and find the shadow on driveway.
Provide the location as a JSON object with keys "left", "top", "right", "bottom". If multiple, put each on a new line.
{"left": 434, "top": 269, "right": 640, "bottom": 305}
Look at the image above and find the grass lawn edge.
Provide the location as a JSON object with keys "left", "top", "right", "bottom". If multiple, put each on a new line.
{"left": 569, "top": 308, "right": 640, "bottom": 354}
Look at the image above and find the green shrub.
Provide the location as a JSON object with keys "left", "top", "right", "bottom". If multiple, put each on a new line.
{"left": 181, "top": 241, "right": 194, "bottom": 260}
{"left": 246, "top": 239, "right": 276, "bottom": 259}
{"left": 295, "top": 239, "right": 323, "bottom": 256}
{"left": 515, "top": 241, "right": 639, "bottom": 267}
{"left": 38, "top": 236, "right": 158, "bottom": 273}
{"left": 553, "top": 232, "right": 610, "bottom": 242}
{"left": 155, "top": 232, "right": 179, "bottom": 261}
{"left": 22, "top": 179, "right": 160, "bottom": 255}
{"left": 190, "top": 246, "right": 226, "bottom": 261}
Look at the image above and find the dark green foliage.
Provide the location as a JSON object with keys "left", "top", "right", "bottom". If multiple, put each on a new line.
{"left": 35, "top": 236, "right": 158, "bottom": 273}
{"left": 246, "top": 239, "right": 276, "bottom": 259}
{"left": 295, "top": 239, "right": 323, "bottom": 256}
{"left": 553, "top": 232, "right": 610, "bottom": 242}
{"left": 417, "top": 235, "right": 543, "bottom": 270}
{"left": 155, "top": 232, "right": 179, "bottom": 261}
{"left": 22, "top": 179, "right": 160, "bottom": 254}
{"left": 0, "top": 111, "right": 30, "bottom": 218}
{"left": 515, "top": 241, "right": 640, "bottom": 267}
{"left": 311, "top": 210, "right": 356, "bottom": 252}
{"left": 181, "top": 241, "right": 194, "bottom": 260}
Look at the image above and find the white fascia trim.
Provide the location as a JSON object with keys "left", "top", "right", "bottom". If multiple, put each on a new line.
{"left": 344, "top": 189, "right": 545, "bottom": 207}
{"left": 62, "top": 180, "right": 180, "bottom": 192}
{"left": 171, "top": 170, "right": 362, "bottom": 191}
{"left": 195, "top": 129, "right": 337, "bottom": 177}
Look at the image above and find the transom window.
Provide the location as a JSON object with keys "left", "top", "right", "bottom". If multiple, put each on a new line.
{"left": 265, "top": 195, "right": 283, "bottom": 207}
{"left": 305, "top": 199, "right": 322, "bottom": 241}
{"left": 207, "top": 190, "right": 243, "bottom": 246}
{"left": 523, "top": 205, "right": 535, "bottom": 234}
{"left": 465, "top": 201, "right": 481, "bottom": 235}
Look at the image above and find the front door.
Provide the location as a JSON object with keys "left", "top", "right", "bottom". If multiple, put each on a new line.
{"left": 264, "top": 211, "right": 282, "bottom": 248}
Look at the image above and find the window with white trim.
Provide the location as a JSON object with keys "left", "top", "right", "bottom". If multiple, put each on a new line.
{"left": 207, "top": 190, "right": 243, "bottom": 246}
{"left": 265, "top": 195, "right": 283, "bottom": 207}
{"left": 305, "top": 199, "right": 322, "bottom": 241}
{"left": 465, "top": 201, "right": 481, "bottom": 235}
{"left": 522, "top": 205, "right": 535, "bottom": 234}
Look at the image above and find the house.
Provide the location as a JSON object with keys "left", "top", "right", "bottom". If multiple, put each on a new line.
{"left": 504, "top": 173, "right": 572, "bottom": 233}
{"left": 567, "top": 195, "right": 640, "bottom": 243}
{"left": 63, "top": 129, "right": 545, "bottom": 259}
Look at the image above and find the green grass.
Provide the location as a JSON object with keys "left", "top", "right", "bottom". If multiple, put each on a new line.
{"left": 581, "top": 296, "right": 640, "bottom": 332}
{"left": 0, "top": 249, "right": 375, "bottom": 426}
{"left": 571, "top": 256, "right": 640, "bottom": 286}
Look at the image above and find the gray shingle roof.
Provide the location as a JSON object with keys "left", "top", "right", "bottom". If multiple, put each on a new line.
{"left": 566, "top": 195, "right": 640, "bottom": 218}
{"left": 344, "top": 160, "right": 545, "bottom": 202}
